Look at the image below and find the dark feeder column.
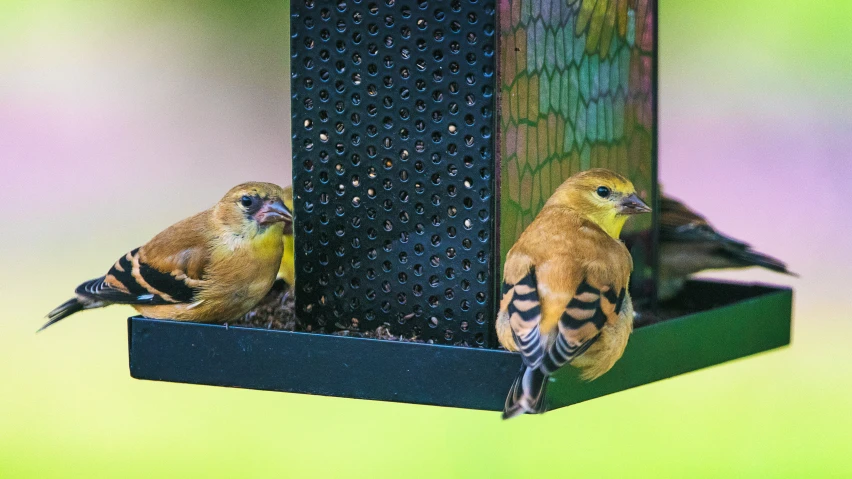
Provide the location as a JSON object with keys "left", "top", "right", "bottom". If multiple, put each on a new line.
{"left": 291, "top": 0, "right": 656, "bottom": 346}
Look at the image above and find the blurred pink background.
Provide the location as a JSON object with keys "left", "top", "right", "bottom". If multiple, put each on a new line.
{"left": 1, "top": 1, "right": 850, "bottom": 477}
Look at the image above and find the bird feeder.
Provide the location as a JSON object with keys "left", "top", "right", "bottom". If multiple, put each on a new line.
{"left": 128, "top": 0, "right": 793, "bottom": 412}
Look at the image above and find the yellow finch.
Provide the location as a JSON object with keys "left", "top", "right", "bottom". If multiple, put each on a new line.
{"left": 276, "top": 185, "right": 296, "bottom": 288}
{"left": 496, "top": 169, "right": 651, "bottom": 419}
{"left": 42, "top": 182, "right": 292, "bottom": 331}
{"left": 658, "top": 194, "right": 793, "bottom": 301}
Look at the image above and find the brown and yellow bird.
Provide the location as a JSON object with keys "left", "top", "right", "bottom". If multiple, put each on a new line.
{"left": 658, "top": 194, "right": 794, "bottom": 301}
{"left": 42, "top": 182, "right": 292, "bottom": 331}
{"left": 496, "top": 169, "right": 651, "bottom": 419}
{"left": 276, "top": 185, "right": 296, "bottom": 288}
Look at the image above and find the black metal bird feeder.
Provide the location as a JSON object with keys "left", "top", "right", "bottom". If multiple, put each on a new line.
{"left": 128, "top": 0, "right": 793, "bottom": 411}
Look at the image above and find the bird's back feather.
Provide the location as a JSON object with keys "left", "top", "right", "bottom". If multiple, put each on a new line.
{"left": 498, "top": 205, "right": 634, "bottom": 418}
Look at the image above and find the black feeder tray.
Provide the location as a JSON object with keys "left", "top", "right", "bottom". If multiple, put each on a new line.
{"left": 128, "top": 280, "right": 792, "bottom": 411}
{"left": 127, "top": 0, "right": 795, "bottom": 411}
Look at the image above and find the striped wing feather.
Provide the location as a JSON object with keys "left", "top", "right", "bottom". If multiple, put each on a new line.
{"left": 503, "top": 267, "right": 544, "bottom": 368}
{"left": 76, "top": 212, "right": 212, "bottom": 305}
{"left": 541, "top": 281, "right": 624, "bottom": 375}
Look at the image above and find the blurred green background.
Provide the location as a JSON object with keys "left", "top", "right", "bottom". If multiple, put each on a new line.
{"left": 1, "top": 1, "right": 851, "bottom": 477}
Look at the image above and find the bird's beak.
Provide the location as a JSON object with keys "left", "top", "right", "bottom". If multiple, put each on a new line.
{"left": 255, "top": 198, "right": 293, "bottom": 226}
{"left": 618, "top": 193, "right": 652, "bottom": 215}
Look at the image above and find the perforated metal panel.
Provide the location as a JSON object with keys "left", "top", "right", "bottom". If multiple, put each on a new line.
{"left": 291, "top": 0, "right": 498, "bottom": 345}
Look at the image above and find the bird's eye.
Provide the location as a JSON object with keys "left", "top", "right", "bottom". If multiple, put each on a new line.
{"left": 596, "top": 186, "right": 611, "bottom": 198}
{"left": 240, "top": 195, "right": 254, "bottom": 207}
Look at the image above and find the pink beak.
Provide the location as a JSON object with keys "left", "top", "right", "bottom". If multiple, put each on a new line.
{"left": 255, "top": 199, "right": 293, "bottom": 226}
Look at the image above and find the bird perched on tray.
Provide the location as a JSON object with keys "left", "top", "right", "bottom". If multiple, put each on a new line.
{"left": 276, "top": 185, "right": 296, "bottom": 288}
{"left": 42, "top": 182, "right": 293, "bottom": 331}
{"left": 496, "top": 168, "right": 651, "bottom": 419}
{"left": 658, "top": 194, "right": 794, "bottom": 302}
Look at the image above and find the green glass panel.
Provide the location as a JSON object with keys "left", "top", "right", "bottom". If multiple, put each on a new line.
{"left": 560, "top": 69, "right": 571, "bottom": 118}
{"left": 613, "top": 93, "right": 625, "bottom": 139}
{"left": 586, "top": 99, "right": 597, "bottom": 142}
{"left": 564, "top": 119, "right": 574, "bottom": 153}
{"left": 550, "top": 69, "right": 561, "bottom": 115}
{"left": 573, "top": 32, "right": 585, "bottom": 64}
{"left": 597, "top": 97, "right": 607, "bottom": 141}
{"left": 575, "top": 100, "right": 587, "bottom": 145}
{"left": 539, "top": 71, "right": 550, "bottom": 114}
{"left": 627, "top": 8, "right": 636, "bottom": 47}
{"left": 535, "top": 20, "right": 546, "bottom": 72}
{"left": 610, "top": 46, "right": 621, "bottom": 91}
{"left": 521, "top": 0, "right": 532, "bottom": 26}
{"left": 555, "top": 26, "right": 566, "bottom": 70}
{"left": 619, "top": 45, "right": 631, "bottom": 91}
{"left": 499, "top": 0, "right": 657, "bottom": 299}
{"left": 565, "top": 16, "right": 575, "bottom": 64}
{"left": 600, "top": 58, "right": 610, "bottom": 95}
{"left": 526, "top": 22, "right": 536, "bottom": 73}
{"left": 580, "top": 142, "right": 591, "bottom": 170}
{"left": 590, "top": 54, "right": 600, "bottom": 99}
{"left": 605, "top": 95, "right": 615, "bottom": 142}
{"left": 545, "top": 29, "right": 556, "bottom": 73}
{"left": 568, "top": 64, "right": 580, "bottom": 120}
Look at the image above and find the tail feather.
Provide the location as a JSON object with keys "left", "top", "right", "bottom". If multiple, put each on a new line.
{"left": 722, "top": 248, "right": 797, "bottom": 276}
{"left": 502, "top": 365, "right": 548, "bottom": 420}
{"left": 39, "top": 298, "right": 85, "bottom": 332}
